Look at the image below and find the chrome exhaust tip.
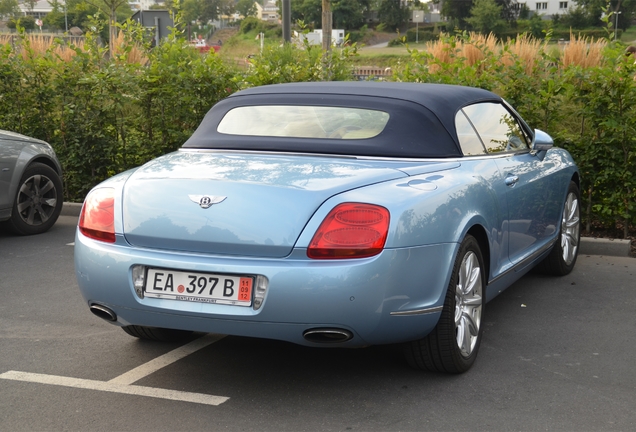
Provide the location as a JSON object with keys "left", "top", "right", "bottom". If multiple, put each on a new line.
{"left": 303, "top": 328, "right": 353, "bottom": 343}
{"left": 89, "top": 304, "right": 117, "bottom": 322}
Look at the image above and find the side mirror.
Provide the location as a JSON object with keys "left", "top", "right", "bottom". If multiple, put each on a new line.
{"left": 532, "top": 129, "right": 554, "bottom": 152}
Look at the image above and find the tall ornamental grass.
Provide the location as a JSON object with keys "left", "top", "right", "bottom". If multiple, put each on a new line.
{"left": 394, "top": 32, "right": 634, "bottom": 238}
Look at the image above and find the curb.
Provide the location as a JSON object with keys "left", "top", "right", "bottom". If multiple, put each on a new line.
{"left": 61, "top": 202, "right": 83, "bottom": 217}
{"left": 60, "top": 202, "right": 633, "bottom": 258}
{"left": 578, "top": 236, "right": 632, "bottom": 258}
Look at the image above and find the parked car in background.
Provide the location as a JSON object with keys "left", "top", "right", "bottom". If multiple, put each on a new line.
{"left": 0, "top": 130, "right": 63, "bottom": 235}
{"left": 75, "top": 82, "right": 580, "bottom": 373}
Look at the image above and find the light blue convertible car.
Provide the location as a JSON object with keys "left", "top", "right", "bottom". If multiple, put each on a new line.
{"left": 75, "top": 82, "right": 580, "bottom": 373}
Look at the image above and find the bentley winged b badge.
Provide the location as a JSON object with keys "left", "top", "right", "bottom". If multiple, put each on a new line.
{"left": 188, "top": 195, "right": 227, "bottom": 209}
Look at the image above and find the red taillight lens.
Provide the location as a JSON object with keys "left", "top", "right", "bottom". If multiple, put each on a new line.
{"left": 308, "top": 203, "right": 390, "bottom": 259}
{"left": 79, "top": 188, "right": 116, "bottom": 243}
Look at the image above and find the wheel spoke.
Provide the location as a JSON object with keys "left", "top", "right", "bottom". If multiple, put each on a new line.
{"left": 35, "top": 205, "right": 49, "bottom": 223}
{"left": 456, "top": 318, "right": 466, "bottom": 350}
{"left": 17, "top": 200, "right": 31, "bottom": 213}
{"left": 455, "top": 250, "right": 483, "bottom": 357}
{"left": 26, "top": 205, "right": 36, "bottom": 225}
{"left": 561, "top": 191, "right": 580, "bottom": 265}
{"left": 32, "top": 175, "right": 41, "bottom": 194}
{"left": 565, "top": 216, "right": 579, "bottom": 229}
{"left": 42, "top": 197, "right": 57, "bottom": 208}
{"left": 463, "top": 295, "right": 482, "bottom": 307}
{"left": 19, "top": 182, "right": 33, "bottom": 197}
{"left": 39, "top": 179, "right": 54, "bottom": 195}
{"left": 464, "top": 312, "right": 479, "bottom": 336}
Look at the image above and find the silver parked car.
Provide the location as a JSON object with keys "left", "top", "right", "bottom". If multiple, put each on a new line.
{"left": 0, "top": 130, "right": 63, "bottom": 235}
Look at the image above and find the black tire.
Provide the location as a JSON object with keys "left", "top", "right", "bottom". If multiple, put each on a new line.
{"left": 122, "top": 325, "right": 194, "bottom": 342}
{"left": 6, "top": 163, "right": 63, "bottom": 235}
{"left": 535, "top": 181, "right": 580, "bottom": 276}
{"left": 404, "top": 235, "right": 485, "bottom": 373}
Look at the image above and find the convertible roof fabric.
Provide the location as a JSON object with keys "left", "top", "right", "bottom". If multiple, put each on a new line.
{"left": 182, "top": 82, "right": 502, "bottom": 158}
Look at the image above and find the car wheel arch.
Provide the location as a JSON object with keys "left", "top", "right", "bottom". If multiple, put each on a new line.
{"left": 29, "top": 156, "right": 62, "bottom": 176}
{"left": 7, "top": 153, "right": 63, "bottom": 204}
{"left": 465, "top": 224, "right": 491, "bottom": 285}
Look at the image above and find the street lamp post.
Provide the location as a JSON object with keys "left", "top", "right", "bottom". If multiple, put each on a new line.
{"left": 615, "top": 11, "right": 622, "bottom": 41}
{"left": 62, "top": 0, "right": 68, "bottom": 32}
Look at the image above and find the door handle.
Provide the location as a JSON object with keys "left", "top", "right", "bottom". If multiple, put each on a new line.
{"left": 505, "top": 175, "right": 519, "bottom": 186}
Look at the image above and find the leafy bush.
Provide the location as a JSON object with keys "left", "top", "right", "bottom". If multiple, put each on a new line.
{"left": 1, "top": 26, "right": 634, "bottom": 237}
{"left": 394, "top": 32, "right": 635, "bottom": 236}
{"left": 240, "top": 17, "right": 280, "bottom": 36}
{"left": 404, "top": 28, "right": 440, "bottom": 43}
{"left": 0, "top": 25, "right": 238, "bottom": 201}
{"left": 7, "top": 16, "right": 36, "bottom": 31}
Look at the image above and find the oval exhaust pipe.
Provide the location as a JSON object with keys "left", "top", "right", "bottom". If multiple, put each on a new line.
{"left": 89, "top": 304, "right": 117, "bottom": 322}
{"left": 303, "top": 328, "right": 353, "bottom": 344}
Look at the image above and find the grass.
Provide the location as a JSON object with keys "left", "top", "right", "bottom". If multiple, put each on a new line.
{"left": 621, "top": 26, "right": 636, "bottom": 43}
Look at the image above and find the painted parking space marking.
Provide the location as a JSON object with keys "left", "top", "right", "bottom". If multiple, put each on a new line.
{"left": 108, "top": 333, "right": 225, "bottom": 385}
{"left": 0, "top": 333, "right": 228, "bottom": 406}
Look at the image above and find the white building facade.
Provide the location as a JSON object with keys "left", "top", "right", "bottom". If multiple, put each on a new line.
{"left": 523, "top": 0, "right": 571, "bottom": 17}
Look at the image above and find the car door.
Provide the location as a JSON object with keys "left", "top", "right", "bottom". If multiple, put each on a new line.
{"left": 0, "top": 138, "right": 21, "bottom": 212}
{"left": 461, "top": 102, "right": 563, "bottom": 266}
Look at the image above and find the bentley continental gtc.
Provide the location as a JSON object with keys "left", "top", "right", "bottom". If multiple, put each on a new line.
{"left": 74, "top": 82, "right": 580, "bottom": 373}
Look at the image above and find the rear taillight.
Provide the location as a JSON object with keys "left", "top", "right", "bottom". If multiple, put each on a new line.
{"left": 79, "top": 188, "right": 116, "bottom": 243}
{"left": 308, "top": 203, "right": 390, "bottom": 259}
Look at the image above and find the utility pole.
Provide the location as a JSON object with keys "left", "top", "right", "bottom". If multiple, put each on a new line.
{"left": 321, "top": 0, "right": 332, "bottom": 53}
{"left": 282, "top": 0, "right": 291, "bottom": 43}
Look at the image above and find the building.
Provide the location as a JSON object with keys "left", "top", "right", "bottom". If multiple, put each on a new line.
{"left": 255, "top": 1, "right": 279, "bottom": 22}
{"left": 17, "top": 0, "right": 55, "bottom": 20}
{"left": 516, "top": 0, "right": 571, "bottom": 18}
{"left": 295, "top": 29, "right": 346, "bottom": 46}
{"left": 128, "top": 0, "right": 165, "bottom": 12}
{"left": 131, "top": 10, "right": 172, "bottom": 44}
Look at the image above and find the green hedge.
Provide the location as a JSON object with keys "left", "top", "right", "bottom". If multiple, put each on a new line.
{"left": 0, "top": 28, "right": 634, "bottom": 236}
{"left": 395, "top": 33, "right": 635, "bottom": 237}
{"left": 0, "top": 29, "right": 238, "bottom": 201}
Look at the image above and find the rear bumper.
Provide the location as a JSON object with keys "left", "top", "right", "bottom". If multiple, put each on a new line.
{"left": 75, "top": 231, "right": 456, "bottom": 347}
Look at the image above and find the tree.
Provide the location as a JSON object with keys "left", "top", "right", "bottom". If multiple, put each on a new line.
{"left": 0, "top": 0, "right": 19, "bottom": 19}
{"left": 465, "top": 0, "right": 506, "bottom": 34}
{"left": 236, "top": 0, "right": 257, "bottom": 18}
{"left": 23, "top": 0, "right": 37, "bottom": 12}
{"left": 199, "top": 0, "right": 236, "bottom": 23}
{"left": 296, "top": 0, "right": 322, "bottom": 27}
{"left": 573, "top": 0, "right": 636, "bottom": 28}
{"left": 7, "top": 15, "right": 36, "bottom": 30}
{"left": 182, "top": 0, "right": 203, "bottom": 23}
{"left": 495, "top": 0, "right": 516, "bottom": 21}
{"left": 43, "top": 0, "right": 97, "bottom": 32}
{"left": 83, "top": 0, "right": 132, "bottom": 55}
{"left": 442, "top": 0, "right": 474, "bottom": 28}
{"left": 333, "top": 0, "right": 367, "bottom": 29}
{"left": 560, "top": 5, "right": 591, "bottom": 29}
{"left": 528, "top": 12, "right": 544, "bottom": 38}
{"left": 377, "top": 0, "right": 409, "bottom": 31}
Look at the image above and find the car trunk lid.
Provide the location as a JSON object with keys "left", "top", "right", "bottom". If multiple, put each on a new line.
{"left": 122, "top": 151, "right": 409, "bottom": 257}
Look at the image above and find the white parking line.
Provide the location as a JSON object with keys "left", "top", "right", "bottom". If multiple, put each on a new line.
{"left": 0, "top": 371, "right": 228, "bottom": 405}
{"left": 109, "top": 333, "right": 225, "bottom": 385}
{"left": 0, "top": 333, "right": 228, "bottom": 406}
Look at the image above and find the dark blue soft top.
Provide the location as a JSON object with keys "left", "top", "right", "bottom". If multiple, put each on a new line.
{"left": 183, "top": 82, "right": 502, "bottom": 158}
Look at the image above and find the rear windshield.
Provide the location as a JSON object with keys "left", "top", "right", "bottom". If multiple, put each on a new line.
{"left": 217, "top": 106, "right": 390, "bottom": 140}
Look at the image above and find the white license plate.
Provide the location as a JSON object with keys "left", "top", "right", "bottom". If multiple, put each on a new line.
{"left": 144, "top": 268, "right": 253, "bottom": 306}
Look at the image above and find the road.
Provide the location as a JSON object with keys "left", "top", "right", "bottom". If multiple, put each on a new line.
{"left": 1, "top": 216, "right": 635, "bottom": 431}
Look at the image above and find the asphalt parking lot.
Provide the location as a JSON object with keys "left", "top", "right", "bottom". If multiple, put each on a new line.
{"left": 1, "top": 215, "right": 635, "bottom": 431}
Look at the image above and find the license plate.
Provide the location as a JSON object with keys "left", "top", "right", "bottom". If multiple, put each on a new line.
{"left": 144, "top": 268, "right": 253, "bottom": 306}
